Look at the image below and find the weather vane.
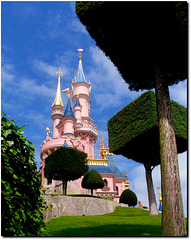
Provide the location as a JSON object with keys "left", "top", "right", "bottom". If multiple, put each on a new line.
{"left": 62, "top": 88, "right": 72, "bottom": 99}
{"left": 78, "top": 48, "right": 83, "bottom": 60}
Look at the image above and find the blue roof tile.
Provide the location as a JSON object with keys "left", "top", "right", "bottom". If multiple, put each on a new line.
{"left": 63, "top": 98, "right": 75, "bottom": 117}
{"left": 75, "top": 97, "right": 81, "bottom": 106}
{"left": 76, "top": 59, "right": 87, "bottom": 83}
{"left": 88, "top": 165, "right": 114, "bottom": 174}
{"left": 63, "top": 140, "right": 68, "bottom": 148}
{"left": 107, "top": 155, "right": 127, "bottom": 178}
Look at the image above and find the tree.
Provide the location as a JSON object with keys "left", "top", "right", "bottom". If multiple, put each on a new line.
{"left": 1, "top": 112, "right": 45, "bottom": 236}
{"left": 107, "top": 91, "right": 187, "bottom": 216}
{"left": 44, "top": 147, "right": 88, "bottom": 195}
{"left": 82, "top": 170, "right": 104, "bottom": 196}
{"left": 120, "top": 189, "right": 138, "bottom": 207}
{"left": 76, "top": 2, "right": 188, "bottom": 236}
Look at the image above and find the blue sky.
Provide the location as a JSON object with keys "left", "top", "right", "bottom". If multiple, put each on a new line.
{"left": 2, "top": 1, "right": 187, "bottom": 215}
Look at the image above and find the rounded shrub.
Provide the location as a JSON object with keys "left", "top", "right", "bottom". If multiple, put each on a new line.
{"left": 82, "top": 170, "right": 104, "bottom": 196}
{"left": 119, "top": 189, "right": 138, "bottom": 206}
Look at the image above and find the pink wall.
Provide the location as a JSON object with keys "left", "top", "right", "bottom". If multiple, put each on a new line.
{"left": 63, "top": 119, "right": 74, "bottom": 134}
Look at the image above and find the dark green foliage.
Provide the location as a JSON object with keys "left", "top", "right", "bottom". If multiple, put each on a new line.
{"left": 108, "top": 91, "right": 187, "bottom": 166}
{"left": 44, "top": 147, "right": 88, "bottom": 193}
{"left": 76, "top": 2, "right": 188, "bottom": 91}
{"left": 82, "top": 170, "right": 104, "bottom": 193}
{"left": 1, "top": 112, "right": 45, "bottom": 237}
{"left": 119, "top": 189, "right": 138, "bottom": 207}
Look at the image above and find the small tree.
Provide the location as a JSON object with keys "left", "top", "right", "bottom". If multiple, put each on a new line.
{"left": 120, "top": 189, "right": 138, "bottom": 207}
{"left": 44, "top": 147, "right": 88, "bottom": 195}
{"left": 1, "top": 112, "right": 45, "bottom": 236}
{"left": 82, "top": 170, "right": 104, "bottom": 196}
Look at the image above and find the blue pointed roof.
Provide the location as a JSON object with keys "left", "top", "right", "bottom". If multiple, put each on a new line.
{"left": 63, "top": 98, "right": 75, "bottom": 117}
{"left": 74, "top": 97, "right": 81, "bottom": 106}
{"left": 63, "top": 140, "right": 68, "bottom": 148}
{"left": 76, "top": 59, "right": 87, "bottom": 83}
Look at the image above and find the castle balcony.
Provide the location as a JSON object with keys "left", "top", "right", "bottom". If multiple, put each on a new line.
{"left": 82, "top": 120, "right": 98, "bottom": 134}
{"left": 78, "top": 117, "right": 98, "bottom": 133}
{"left": 40, "top": 138, "right": 64, "bottom": 157}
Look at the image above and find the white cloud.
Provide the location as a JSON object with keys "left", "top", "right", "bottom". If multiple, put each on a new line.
{"left": 33, "top": 60, "right": 60, "bottom": 78}
{"left": 1, "top": 63, "right": 14, "bottom": 83}
{"left": 67, "top": 19, "right": 87, "bottom": 34}
{"left": 169, "top": 80, "right": 187, "bottom": 107}
{"left": 87, "top": 46, "right": 144, "bottom": 110}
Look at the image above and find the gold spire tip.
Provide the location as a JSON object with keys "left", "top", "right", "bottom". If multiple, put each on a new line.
{"left": 57, "top": 67, "right": 63, "bottom": 77}
{"left": 78, "top": 48, "right": 83, "bottom": 60}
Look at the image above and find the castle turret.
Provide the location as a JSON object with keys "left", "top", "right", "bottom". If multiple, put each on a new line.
{"left": 73, "top": 92, "right": 83, "bottom": 129}
{"left": 51, "top": 68, "right": 64, "bottom": 138}
{"left": 71, "top": 49, "right": 98, "bottom": 158}
{"left": 71, "top": 49, "right": 91, "bottom": 117}
{"left": 62, "top": 89, "right": 76, "bottom": 136}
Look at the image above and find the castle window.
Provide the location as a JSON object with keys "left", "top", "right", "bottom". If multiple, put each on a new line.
{"left": 104, "top": 179, "right": 108, "bottom": 187}
{"left": 116, "top": 186, "right": 119, "bottom": 195}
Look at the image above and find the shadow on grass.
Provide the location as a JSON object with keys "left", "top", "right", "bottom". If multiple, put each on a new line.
{"left": 46, "top": 224, "right": 162, "bottom": 237}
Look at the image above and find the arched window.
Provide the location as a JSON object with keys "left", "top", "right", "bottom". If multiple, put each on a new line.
{"left": 116, "top": 186, "right": 119, "bottom": 195}
{"left": 104, "top": 179, "right": 108, "bottom": 187}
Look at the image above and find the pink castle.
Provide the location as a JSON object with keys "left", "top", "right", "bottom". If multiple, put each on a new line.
{"left": 40, "top": 50, "right": 129, "bottom": 201}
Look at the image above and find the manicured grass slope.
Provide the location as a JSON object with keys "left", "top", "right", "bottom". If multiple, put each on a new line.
{"left": 44, "top": 207, "right": 162, "bottom": 237}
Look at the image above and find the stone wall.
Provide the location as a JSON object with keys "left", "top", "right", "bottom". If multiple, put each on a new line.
{"left": 42, "top": 195, "right": 128, "bottom": 222}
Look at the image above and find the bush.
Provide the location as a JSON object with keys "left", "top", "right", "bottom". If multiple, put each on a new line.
{"left": 119, "top": 189, "right": 138, "bottom": 206}
{"left": 82, "top": 170, "right": 104, "bottom": 196}
{"left": 1, "top": 112, "right": 45, "bottom": 236}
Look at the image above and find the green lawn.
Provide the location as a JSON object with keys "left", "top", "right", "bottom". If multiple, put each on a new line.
{"left": 44, "top": 207, "right": 162, "bottom": 237}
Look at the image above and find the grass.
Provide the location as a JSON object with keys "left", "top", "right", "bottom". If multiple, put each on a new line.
{"left": 44, "top": 207, "right": 162, "bottom": 237}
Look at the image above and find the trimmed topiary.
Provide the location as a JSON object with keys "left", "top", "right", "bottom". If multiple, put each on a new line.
{"left": 44, "top": 147, "right": 88, "bottom": 195}
{"left": 82, "top": 170, "right": 104, "bottom": 196}
{"left": 120, "top": 189, "right": 138, "bottom": 207}
{"left": 108, "top": 90, "right": 187, "bottom": 164}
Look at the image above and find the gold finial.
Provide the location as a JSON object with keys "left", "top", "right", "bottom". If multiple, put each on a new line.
{"left": 62, "top": 88, "right": 71, "bottom": 99}
{"left": 77, "top": 92, "right": 79, "bottom": 98}
{"left": 46, "top": 127, "right": 53, "bottom": 140}
{"left": 124, "top": 179, "right": 129, "bottom": 189}
{"left": 157, "top": 186, "right": 162, "bottom": 202}
{"left": 57, "top": 67, "right": 63, "bottom": 77}
{"left": 78, "top": 48, "right": 83, "bottom": 60}
{"left": 138, "top": 200, "right": 143, "bottom": 208}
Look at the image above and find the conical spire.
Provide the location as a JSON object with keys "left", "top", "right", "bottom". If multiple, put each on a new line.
{"left": 75, "top": 49, "right": 87, "bottom": 83}
{"left": 63, "top": 138, "right": 68, "bottom": 148}
{"left": 52, "top": 68, "right": 64, "bottom": 107}
{"left": 64, "top": 97, "right": 75, "bottom": 117}
{"left": 74, "top": 92, "right": 81, "bottom": 106}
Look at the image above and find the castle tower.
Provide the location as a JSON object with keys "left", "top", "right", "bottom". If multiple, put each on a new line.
{"left": 51, "top": 68, "right": 64, "bottom": 138}
{"left": 62, "top": 89, "right": 76, "bottom": 136}
{"left": 72, "top": 49, "right": 98, "bottom": 158}
{"left": 73, "top": 92, "right": 83, "bottom": 129}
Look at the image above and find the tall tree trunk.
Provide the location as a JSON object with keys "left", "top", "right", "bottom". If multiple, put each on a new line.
{"left": 144, "top": 163, "right": 158, "bottom": 215}
{"left": 91, "top": 188, "right": 93, "bottom": 197}
{"left": 155, "top": 65, "right": 187, "bottom": 236}
{"left": 62, "top": 180, "right": 67, "bottom": 195}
